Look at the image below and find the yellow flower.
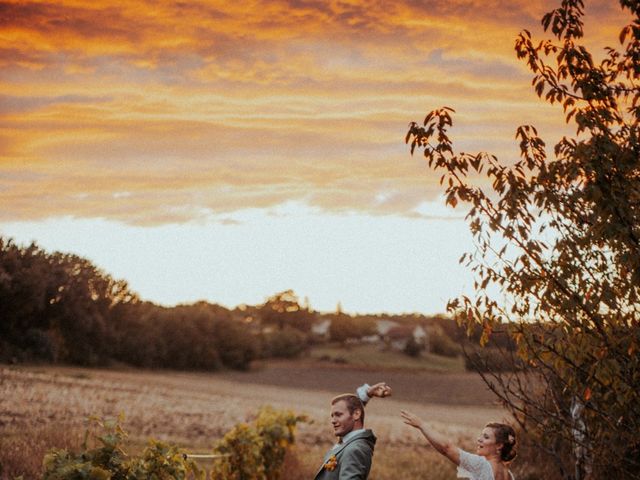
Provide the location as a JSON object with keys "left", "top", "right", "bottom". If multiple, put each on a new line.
{"left": 324, "top": 454, "right": 338, "bottom": 471}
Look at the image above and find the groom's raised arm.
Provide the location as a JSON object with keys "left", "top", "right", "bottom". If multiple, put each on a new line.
{"left": 356, "top": 382, "right": 392, "bottom": 405}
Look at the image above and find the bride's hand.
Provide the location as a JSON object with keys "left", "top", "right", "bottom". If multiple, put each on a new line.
{"left": 401, "top": 410, "right": 424, "bottom": 430}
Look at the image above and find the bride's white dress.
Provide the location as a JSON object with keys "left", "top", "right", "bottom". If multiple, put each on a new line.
{"left": 457, "top": 449, "right": 514, "bottom": 480}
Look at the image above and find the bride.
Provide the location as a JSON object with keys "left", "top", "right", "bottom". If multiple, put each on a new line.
{"left": 401, "top": 410, "right": 517, "bottom": 480}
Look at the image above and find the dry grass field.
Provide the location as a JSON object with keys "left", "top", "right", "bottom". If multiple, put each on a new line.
{"left": 0, "top": 361, "right": 510, "bottom": 479}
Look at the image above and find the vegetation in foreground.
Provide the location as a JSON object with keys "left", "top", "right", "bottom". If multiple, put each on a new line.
{"left": 1, "top": 410, "right": 550, "bottom": 480}
{"left": 1, "top": 408, "right": 304, "bottom": 480}
{"left": 0, "top": 363, "right": 549, "bottom": 480}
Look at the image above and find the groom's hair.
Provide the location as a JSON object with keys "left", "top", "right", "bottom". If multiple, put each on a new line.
{"left": 331, "top": 394, "right": 365, "bottom": 423}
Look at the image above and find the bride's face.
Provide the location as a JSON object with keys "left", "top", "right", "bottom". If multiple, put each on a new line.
{"left": 476, "top": 427, "right": 500, "bottom": 458}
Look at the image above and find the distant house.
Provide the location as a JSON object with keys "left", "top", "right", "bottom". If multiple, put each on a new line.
{"left": 376, "top": 319, "right": 400, "bottom": 336}
{"left": 311, "top": 316, "right": 429, "bottom": 348}
{"left": 383, "top": 324, "right": 428, "bottom": 351}
{"left": 413, "top": 325, "right": 428, "bottom": 345}
{"left": 360, "top": 319, "right": 399, "bottom": 343}
{"left": 311, "top": 318, "right": 331, "bottom": 339}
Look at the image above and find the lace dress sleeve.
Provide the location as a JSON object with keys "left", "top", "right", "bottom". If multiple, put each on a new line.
{"left": 457, "top": 449, "right": 494, "bottom": 480}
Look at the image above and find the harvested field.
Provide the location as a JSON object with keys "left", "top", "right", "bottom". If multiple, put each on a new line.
{"left": 218, "top": 359, "right": 498, "bottom": 406}
{"left": 1, "top": 361, "right": 509, "bottom": 479}
{"left": 2, "top": 361, "right": 504, "bottom": 446}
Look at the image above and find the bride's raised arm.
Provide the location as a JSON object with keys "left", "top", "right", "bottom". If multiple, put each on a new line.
{"left": 401, "top": 410, "right": 460, "bottom": 465}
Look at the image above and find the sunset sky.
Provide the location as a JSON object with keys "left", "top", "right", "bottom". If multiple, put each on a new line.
{"left": 0, "top": 0, "right": 629, "bottom": 314}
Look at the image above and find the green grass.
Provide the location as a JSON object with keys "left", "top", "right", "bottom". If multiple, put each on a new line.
{"left": 308, "top": 342, "right": 465, "bottom": 373}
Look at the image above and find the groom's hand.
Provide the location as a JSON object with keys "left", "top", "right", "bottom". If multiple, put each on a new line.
{"left": 367, "top": 382, "right": 392, "bottom": 398}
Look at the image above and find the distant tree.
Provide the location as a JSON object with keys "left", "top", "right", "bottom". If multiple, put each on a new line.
{"left": 211, "top": 317, "right": 258, "bottom": 370}
{"left": 0, "top": 238, "right": 138, "bottom": 364}
{"left": 329, "top": 313, "right": 377, "bottom": 344}
{"left": 110, "top": 302, "right": 168, "bottom": 368}
{"left": 47, "top": 253, "right": 137, "bottom": 365}
{"left": 259, "top": 290, "right": 314, "bottom": 333}
{"left": 406, "top": 1, "right": 639, "bottom": 478}
{"left": 132, "top": 303, "right": 255, "bottom": 371}
{"left": 403, "top": 336, "right": 423, "bottom": 357}
{"left": 260, "top": 326, "right": 307, "bottom": 358}
{"left": 428, "top": 324, "right": 461, "bottom": 358}
{"left": 0, "top": 237, "right": 258, "bottom": 371}
{"left": 0, "top": 239, "right": 53, "bottom": 359}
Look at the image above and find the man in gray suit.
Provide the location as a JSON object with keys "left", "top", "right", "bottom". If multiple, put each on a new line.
{"left": 314, "top": 383, "right": 391, "bottom": 480}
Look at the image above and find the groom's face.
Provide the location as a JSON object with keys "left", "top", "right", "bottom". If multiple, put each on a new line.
{"left": 330, "top": 399, "right": 361, "bottom": 438}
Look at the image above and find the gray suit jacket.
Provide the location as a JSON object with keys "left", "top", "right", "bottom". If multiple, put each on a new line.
{"left": 314, "top": 429, "right": 376, "bottom": 480}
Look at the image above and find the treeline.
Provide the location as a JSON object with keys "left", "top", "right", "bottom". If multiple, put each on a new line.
{"left": 0, "top": 237, "right": 259, "bottom": 370}
{"left": 0, "top": 237, "right": 372, "bottom": 370}
{"left": 1, "top": 236, "right": 510, "bottom": 372}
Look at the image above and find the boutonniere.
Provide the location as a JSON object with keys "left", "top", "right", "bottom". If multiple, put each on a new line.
{"left": 324, "top": 454, "right": 338, "bottom": 471}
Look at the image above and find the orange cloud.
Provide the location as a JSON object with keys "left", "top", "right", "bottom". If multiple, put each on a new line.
{"left": 0, "top": 0, "right": 631, "bottom": 225}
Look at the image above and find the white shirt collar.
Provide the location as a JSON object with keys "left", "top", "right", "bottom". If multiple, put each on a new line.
{"left": 334, "top": 428, "right": 366, "bottom": 449}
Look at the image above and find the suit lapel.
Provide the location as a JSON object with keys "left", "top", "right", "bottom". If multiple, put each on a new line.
{"left": 315, "top": 444, "right": 341, "bottom": 478}
{"left": 315, "top": 449, "right": 330, "bottom": 478}
{"left": 315, "top": 431, "right": 372, "bottom": 478}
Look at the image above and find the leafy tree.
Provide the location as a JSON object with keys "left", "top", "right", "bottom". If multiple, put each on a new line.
{"left": 114, "top": 302, "right": 255, "bottom": 371}
{"left": 406, "top": 1, "right": 639, "bottom": 478}
{"left": 329, "top": 313, "right": 377, "bottom": 344}
{"left": 402, "top": 336, "right": 423, "bottom": 357}
{"left": 259, "top": 290, "right": 315, "bottom": 333}
{"left": 260, "top": 326, "right": 308, "bottom": 358}
{"left": 0, "top": 239, "right": 53, "bottom": 359}
{"left": 428, "top": 324, "right": 461, "bottom": 358}
{"left": 0, "top": 237, "right": 258, "bottom": 371}
{"left": 211, "top": 317, "right": 259, "bottom": 370}
{"left": 0, "top": 238, "right": 138, "bottom": 365}
{"left": 109, "top": 301, "right": 165, "bottom": 368}
{"left": 47, "top": 253, "right": 136, "bottom": 365}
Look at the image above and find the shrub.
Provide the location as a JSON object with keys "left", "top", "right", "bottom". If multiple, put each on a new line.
{"left": 428, "top": 327, "right": 460, "bottom": 358}
{"left": 403, "top": 337, "right": 424, "bottom": 357}
{"left": 41, "top": 416, "right": 204, "bottom": 480}
{"left": 42, "top": 416, "right": 131, "bottom": 480}
{"left": 209, "top": 423, "right": 265, "bottom": 480}
{"left": 210, "top": 407, "right": 307, "bottom": 480}
{"left": 329, "top": 315, "right": 376, "bottom": 344}
{"left": 35, "top": 408, "right": 304, "bottom": 480}
{"left": 255, "top": 407, "right": 305, "bottom": 480}
{"left": 127, "top": 441, "right": 204, "bottom": 480}
{"left": 260, "top": 327, "right": 308, "bottom": 358}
